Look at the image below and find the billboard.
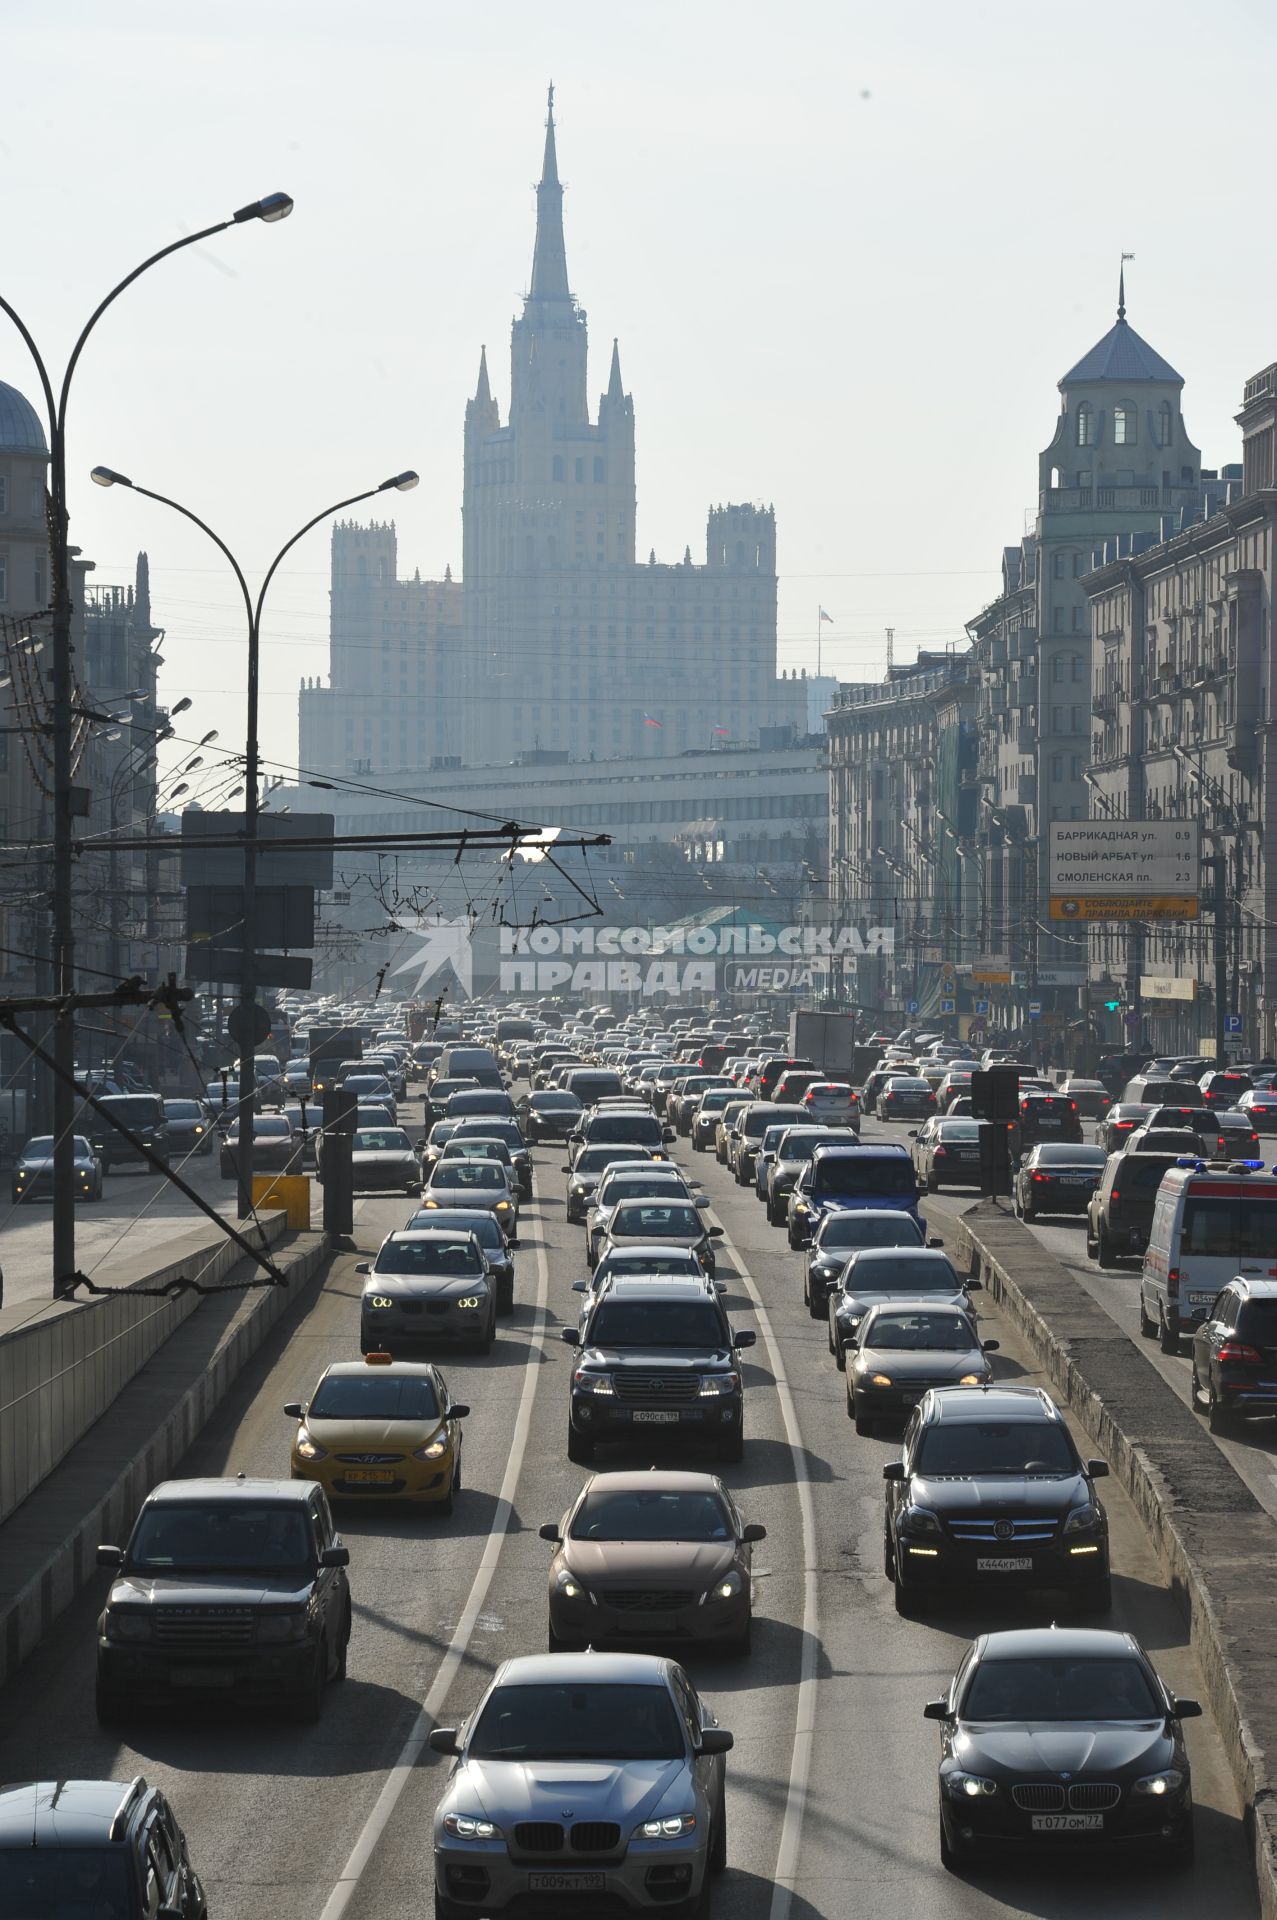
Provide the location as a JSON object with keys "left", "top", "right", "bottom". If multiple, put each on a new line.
{"left": 1048, "top": 822, "right": 1200, "bottom": 922}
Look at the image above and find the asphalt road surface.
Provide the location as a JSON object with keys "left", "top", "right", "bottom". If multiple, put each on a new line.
{"left": 0, "top": 1090, "right": 1257, "bottom": 1919}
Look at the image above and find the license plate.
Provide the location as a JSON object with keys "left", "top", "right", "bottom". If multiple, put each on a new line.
{"left": 976, "top": 1556, "right": 1032, "bottom": 1571}
{"left": 1059, "top": 1176, "right": 1091, "bottom": 1185}
{"left": 632, "top": 1409, "right": 680, "bottom": 1423}
{"left": 344, "top": 1468, "right": 395, "bottom": 1484}
{"left": 1038, "top": 1118, "right": 1061, "bottom": 1127}
{"left": 1188, "top": 1292, "right": 1216, "bottom": 1308}
{"left": 170, "top": 1668, "right": 234, "bottom": 1688}
{"left": 529, "top": 1872, "right": 606, "bottom": 1892}
{"left": 1031, "top": 1813, "right": 1103, "bottom": 1832}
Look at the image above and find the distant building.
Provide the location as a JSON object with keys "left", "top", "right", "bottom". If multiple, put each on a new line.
{"left": 300, "top": 90, "right": 804, "bottom": 778}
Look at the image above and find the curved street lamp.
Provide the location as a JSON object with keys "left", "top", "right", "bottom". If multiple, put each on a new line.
{"left": 91, "top": 466, "right": 419, "bottom": 1218}
{"left": 0, "top": 191, "right": 292, "bottom": 1294}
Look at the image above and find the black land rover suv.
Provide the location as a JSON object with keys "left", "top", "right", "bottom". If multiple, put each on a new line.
{"left": 0, "top": 1776, "right": 207, "bottom": 1919}
{"left": 883, "top": 1385, "right": 1111, "bottom": 1616}
{"left": 563, "top": 1278, "right": 756, "bottom": 1465}
{"left": 96, "top": 1476, "right": 351, "bottom": 1724}
{"left": 1086, "top": 1149, "right": 1179, "bottom": 1264}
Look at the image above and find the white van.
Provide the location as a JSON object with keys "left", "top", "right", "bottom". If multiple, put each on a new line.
{"left": 1139, "top": 1162, "right": 1277, "bottom": 1353}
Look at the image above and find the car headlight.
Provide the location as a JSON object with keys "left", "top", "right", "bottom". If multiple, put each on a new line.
{"left": 699, "top": 1372, "right": 739, "bottom": 1397}
{"left": 443, "top": 1813, "right": 503, "bottom": 1840}
{"left": 1133, "top": 1770, "right": 1185, "bottom": 1796}
{"left": 423, "top": 1199, "right": 440, "bottom": 1208}
{"left": 366, "top": 1294, "right": 395, "bottom": 1309}
{"left": 634, "top": 1813, "right": 697, "bottom": 1840}
{"left": 258, "top": 1612, "right": 309, "bottom": 1642}
{"left": 194, "top": 1124, "right": 204, "bottom": 1135}
{"left": 573, "top": 1369, "right": 615, "bottom": 1395}
{"left": 945, "top": 1772, "right": 998, "bottom": 1799}
{"left": 700, "top": 1569, "right": 742, "bottom": 1604}
{"left": 495, "top": 1199, "right": 512, "bottom": 1212}
{"left": 107, "top": 1610, "right": 151, "bottom": 1641}
{"left": 455, "top": 1295, "right": 483, "bottom": 1310}
{"left": 957, "top": 1372, "right": 985, "bottom": 1386}
{"left": 413, "top": 1434, "right": 451, "bottom": 1460}
{"left": 294, "top": 1429, "right": 327, "bottom": 1462}
{"left": 900, "top": 1504, "right": 941, "bottom": 1537}
{"left": 1063, "top": 1502, "right": 1101, "bottom": 1534}
{"left": 868, "top": 1373, "right": 893, "bottom": 1387}
{"left": 793, "top": 1200, "right": 809, "bottom": 1213}
{"left": 555, "top": 1568, "right": 591, "bottom": 1601}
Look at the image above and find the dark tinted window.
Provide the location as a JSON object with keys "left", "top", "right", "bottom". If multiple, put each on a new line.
{"left": 373, "top": 1238, "right": 482, "bottom": 1274}
{"left": 1033, "top": 1144, "right": 1105, "bottom": 1166}
{"left": 845, "top": 1254, "right": 958, "bottom": 1292}
{"left": 99, "top": 1094, "right": 164, "bottom": 1126}
{"left": 428, "top": 1161, "right": 504, "bottom": 1189}
{"left": 1116, "top": 1157, "right": 1176, "bottom": 1192}
{"left": 595, "top": 1252, "right": 701, "bottom": 1280}
{"left": 408, "top": 1209, "right": 503, "bottom": 1248}
{"left": 165, "top": 1100, "right": 203, "bottom": 1119}
{"left": 309, "top": 1373, "right": 440, "bottom": 1419}
{"left": 572, "top": 1487, "right": 733, "bottom": 1542}
{"left": 818, "top": 1213, "right": 923, "bottom": 1249}
{"left": 1181, "top": 1197, "right": 1277, "bottom": 1258}
{"left": 530, "top": 1093, "right": 582, "bottom": 1112}
{"left": 577, "top": 1145, "right": 648, "bottom": 1173}
{"left": 354, "top": 1130, "right": 412, "bottom": 1151}
{"left": 963, "top": 1656, "right": 1159, "bottom": 1722}
{"left": 589, "top": 1300, "right": 725, "bottom": 1347}
{"left": 0, "top": 1850, "right": 131, "bottom": 1914}
{"left": 587, "top": 1113, "right": 661, "bottom": 1143}
{"left": 469, "top": 1682, "right": 682, "bottom": 1760}
{"left": 915, "top": 1420, "right": 1075, "bottom": 1476}
{"left": 1237, "top": 1302, "right": 1277, "bottom": 1342}
{"left": 609, "top": 1204, "right": 701, "bottom": 1238}
{"left": 863, "top": 1311, "right": 976, "bottom": 1351}
{"left": 130, "top": 1502, "right": 311, "bottom": 1571}
{"left": 812, "top": 1155, "right": 916, "bottom": 1198}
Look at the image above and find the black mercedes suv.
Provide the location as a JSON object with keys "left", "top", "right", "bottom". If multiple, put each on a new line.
{"left": 0, "top": 1776, "right": 207, "bottom": 1918}
{"left": 96, "top": 1476, "right": 351, "bottom": 1724}
{"left": 563, "top": 1278, "right": 756, "bottom": 1465}
{"left": 883, "top": 1386, "right": 1111, "bottom": 1615}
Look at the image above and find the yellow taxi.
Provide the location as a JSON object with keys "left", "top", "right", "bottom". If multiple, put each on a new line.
{"left": 285, "top": 1354, "right": 468, "bottom": 1509}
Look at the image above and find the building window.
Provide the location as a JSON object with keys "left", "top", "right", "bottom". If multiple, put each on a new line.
{"left": 1052, "top": 653, "right": 1065, "bottom": 682}
{"left": 1113, "top": 403, "right": 1135, "bottom": 446}
{"left": 32, "top": 558, "right": 44, "bottom": 603}
{"left": 552, "top": 455, "right": 564, "bottom": 482}
{"left": 0, "top": 476, "right": 7, "bottom": 514}
{"left": 1053, "top": 551, "right": 1065, "bottom": 579}
{"left": 1051, "top": 753, "right": 1064, "bottom": 780}
{"left": 0, "top": 555, "right": 6, "bottom": 602}
{"left": 575, "top": 459, "right": 584, "bottom": 483}
{"left": 1071, "top": 652, "right": 1085, "bottom": 680}
{"left": 1159, "top": 402, "right": 1174, "bottom": 446}
{"left": 1076, "top": 404, "right": 1093, "bottom": 447}
{"left": 593, "top": 457, "right": 605, "bottom": 483}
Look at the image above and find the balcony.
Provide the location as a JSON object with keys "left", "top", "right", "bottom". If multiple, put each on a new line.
{"left": 1091, "top": 691, "right": 1117, "bottom": 718}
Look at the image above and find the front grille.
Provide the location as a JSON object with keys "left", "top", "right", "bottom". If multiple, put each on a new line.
{"left": 1068, "top": 1782, "right": 1121, "bottom": 1811}
{"left": 948, "top": 1517, "right": 1060, "bottom": 1543}
{"left": 153, "top": 1609, "right": 255, "bottom": 1646}
{"left": 514, "top": 1823, "right": 564, "bottom": 1852}
{"left": 570, "top": 1822, "right": 621, "bottom": 1853}
{"left": 603, "top": 1588, "right": 694, "bottom": 1611}
{"left": 613, "top": 1373, "right": 699, "bottom": 1400}
{"left": 1012, "top": 1784, "right": 1065, "bottom": 1812}
{"left": 336, "top": 1453, "right": 405, "bottom": 1465}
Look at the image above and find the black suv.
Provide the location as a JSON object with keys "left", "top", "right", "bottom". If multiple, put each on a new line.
{"left": 563, "top": 1278, "right": 756, "bottom": 1465}
{"left": 1085, "top": 1150, "right": 1179, "bottom": 1264}
{"left": 96, "top": 1477, "right": 351, "bottom": 1724}
{"left": 83, "top": 1092, "right": 169, "bottom": 1170}
{"left": 0, "top": 1776, "right": 207, "bottom": 1918}
{"left": 1191, "top": 1276, "right": 1277, "bottom": 1431}
{"left": 883, "top": 1386, "right": 1111, "bottom": 1615}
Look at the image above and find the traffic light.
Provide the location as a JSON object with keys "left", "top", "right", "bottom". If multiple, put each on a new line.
{"left": 1103, "top": 997, "right": 1122, "bottom": 1012}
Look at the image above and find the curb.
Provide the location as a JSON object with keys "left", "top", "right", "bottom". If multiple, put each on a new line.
{"left": 953, "top": 1202, "right": 1277, "bottom": 1917}
{"left": 0, "top": 1230, "right": 329, "bottom": 1691}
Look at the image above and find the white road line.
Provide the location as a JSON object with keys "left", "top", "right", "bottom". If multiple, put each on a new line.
{"left": 318, "top": 1211, "right": 550, "bottom": 1920}
{"left": 711, "top": 1209, "right": 820, "bottom": 1920}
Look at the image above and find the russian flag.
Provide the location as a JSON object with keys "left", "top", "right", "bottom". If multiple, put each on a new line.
{"left": 643, "top": 713, "right": 663, "bottom": 728}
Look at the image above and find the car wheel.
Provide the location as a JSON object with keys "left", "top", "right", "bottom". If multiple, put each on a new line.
{"left": 1021, "top": 1200, "right": 1035, "bottom": 1222}
{"left": 787, "top": 1226, "right": 800, "bottom": 1250}
{"left": 852, "top": 1392, "right": 875, "bottom": 1437}
{"left": 1158, "top": 1309, "right": 1180, "bottom": 1355}
{"left": 499, "top": 1278, "right": 514, "bottom": 1315}
{"left": 893, "top": 1570, "right": 918, "bottom": 1617}
{"left": 925, "top": 1172, "right": 938, "bottom": 1194}
{"left": 434, "top": 1892, "right": 469, "bottom": 1920}
{"left": 833, "top": 1330, "right": 846, "bottom": 1372}
{"left": 710, "top": 1783, "right": 729, "bottom": 1869}
{"left": 567, "top": 1422, "right": 594, "bottom": 1465}
{"left": 1190, "top": 1365, "right": 1209, "bottom": 1414}
{"left": 1208, "top": 1389, "right": 1232, "bottom": 1434}
{"left": 883, "top": 1533, "right": 896, "bottom": 1579}
{"left": 292, "top": 1644, "right": 325, "bottom": 1724}
{"left": 1097, "top": 1226, "right": 1114, "bottom": 1265}
{"left": 1085, "top": 1227, "right": 1098, "bottom": 1260}
{"left": 766, "top": 1199, "right": 780, "bottom": 1225}
{"left": 1138, "top": 1289, "right": 1157, "bottom": 1339}
{"left": 334, "top": 1600, "right": 351, "bottom": 1680}
{"left": 718, "top": 1428, "right": 744, "bottom": 1464}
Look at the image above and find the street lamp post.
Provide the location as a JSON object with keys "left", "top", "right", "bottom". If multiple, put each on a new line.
{"left": 91, "top": 467, "right": 418, "bottom": 1217}
{"left": 1, "top": 193, "right": 292, "bottom": 1296}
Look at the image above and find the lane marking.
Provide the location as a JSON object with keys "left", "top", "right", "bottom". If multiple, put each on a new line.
{"left": 709, "top": 1205, "right": 819, "bottom": 1920}
{"left": 318, "top": 1209, "right": 550, "bottom": 1920}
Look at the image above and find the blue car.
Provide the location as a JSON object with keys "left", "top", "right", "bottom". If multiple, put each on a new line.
{"left": 786, "top": 1143, "right": 923, "bottom": 1248}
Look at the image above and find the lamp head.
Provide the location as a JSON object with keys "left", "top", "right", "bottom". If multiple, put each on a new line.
{"left": 169, "top": 783, "right": 189, "bottom": 800}
{"left": 171, "top": 697, "right": 193, "bottom": 716}
{"left": 90, "top": 466, "right": 132, "bottom": 489}
{"left": 199, "top": 729, "right": 218, "bottom": 746}
{"left": 233, "top": 192, "right": 294, "bottom": 225}
{"left": 380, "top": 471, "right": 419, "bottom": 493}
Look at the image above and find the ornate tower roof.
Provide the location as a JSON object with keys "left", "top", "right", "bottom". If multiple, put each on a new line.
{"left": 528, "top": 82, "right": 571, "bottom": 303}
{"left": 0, "top": 378, "right": 48, "bottom": 455}
{"left": 1060, "top": 269, "right": 1182, "bottom": 387}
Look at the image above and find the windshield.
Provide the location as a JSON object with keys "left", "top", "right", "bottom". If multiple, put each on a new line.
{"left": 256, "top": 1117, "right": 290, "bottom": 1138}
{"left": 600, "top": 1176, "right": 684, "bottom": 1206}
{"left": 98, "top": 1095, "right": 162, "bottom": 1125}
{"left": 812, "top": 1156, "right": 916, "bottom": 1198}
{"left": 572, "top": 1487, "right": 733, "bottom": 1542}
{"left": 915, "top": 1421, "right": 1076, "bottom": 1476}
{"left": 1034, "top": 1144, "right": 1106, "bottom": 1165}
{"left": 373, "top": 1239, "right": 482, "bottom": 1275}
{"left": 845, "top": 1255, "right": 958, "bottom": 1293}
{"left": 0, "top": 1850, "right": 132, "bottom": 1915}
{"left": 532, "top": 1093, "right": 582, "bottom": 1112}
{"left": 862, "top": 1310, "right": 975, "bottom": 1351}
{"left": 609, "top": 1204, "right": 701, "bottom": 1237}
{"left": 937, "top": 1122, "right": 980, "bottom": 1142}
{"left": 354, "top": 1130, "right": 412, "bottom": 1151}
{"left": 455, "top": 1120, "right": 521, "bottom": 1145}
{"left": 589, "top": 1300, "right": 725, "bottom": 1347}
{"left": 429, "top": 1162, "right": 505, "bottom": 1189}
{"left": 409, "top": 1210, "right": 503, "bottom": 1247}
{"left": 165, "top": 1101, "right": 202, "bottom": 1120}
{"left": 818, "top": 1214, "right": 921, "bottom": 1250}
{"left": 129, "top": 1502, "right": 312, "bottom": 1572}
{"left": 469, "top": 1681, "right": 683, "bottom": 1760}
{"left": 1118, "top": 1157, "right": 1177, "bottom": 1191}
{"left": 578, "top": 1146, "right": 647, "bottom": 1173}
{"left": 963, "top": 1656, "right": 1160, "bottom": 1722}
{"left": 588, "top": 1113, "right": 660, "bottom": 1142}
{"left": 595, "top": 1253, "right": 700, "bottom": 1280}
{"left": 309, "top": 1373, "right": 440, "bottom": 1420}
{"left": 1181, "top": 1195, "right": 1277, "bottom": 1258}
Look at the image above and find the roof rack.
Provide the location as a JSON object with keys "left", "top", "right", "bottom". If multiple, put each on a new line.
{"left": 109, "top": 1776, "right": 147, "bottom": 1842}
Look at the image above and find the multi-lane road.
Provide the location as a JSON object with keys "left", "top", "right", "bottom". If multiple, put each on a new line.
{"left": 0, "top": 1090, "right": 1258, "bottom": 1918}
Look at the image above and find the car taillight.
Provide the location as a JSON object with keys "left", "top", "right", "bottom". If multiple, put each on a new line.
{"left": 933, "top": 1147, "right": 948, "bottom": 1159}
{"left": 1031, "top": 1171, "right": 1047, "bottom": 1182}
{"left": 1218, "top": 1343, "right": 1263, "bottom": 1364}
{"left": 1070, "top": 1101, "right": 1078, "bottom": 1111}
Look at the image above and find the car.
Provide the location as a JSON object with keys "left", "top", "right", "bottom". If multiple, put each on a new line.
{"left": 219, "top": 1111, "right": 300, "bottom": 1179}
{"left": 884, "top": 1385, "right": 1111, "bottom": 1616}
{"left": 1237, "top": 1087, "right": 1277, "bottom": 1134}
{"left": 0, "top": 1777, "right": 208, "bottom": 1919}
{"left": 667, "top": 1074, "right": 728, "bottom": 1134}
{"left": 357, "top": 1229, "right": 497, "bottom": 1354}
{"left": 446, "top": 1087, "right": 518, "bottom": 1124}
{"left": 1211, "top": 1109, "right": 1263, "bottom": 1160}
{"left": 540, "top": 1470, "right": 765, "bottom": 1654}
{"left": 422, "top": 1076, "right": 481, "bottom": 1125}
{"left": 877, "top": 1076, "right": 936, "bottom": 1121}
{"left": 95, "top": 1476, "right": 351, "bottom": 1723}
{"left": 572, "top": 1246, "right": 722, "bottom": 1325}
{"left": 428, "top": 1650, "right": 732, "bottom": 1918}
{"left": 565, "top": 1142, "right": 659, "bottom": 1222}
{"left": 829, "top": 1246, "right": 976, "bottom": 1368}
{"left": 771, "top": 1069, "right": 824, "bottom": 1106}
{"left": 1012, "top": 1142, "right": 1107, "bottom": 1219}
{"left": 1123, "top": 1125, "right": 1207, "bottom": 1158}
{"left": 752, "top": 1054, "right": 816, "bottom": 1099}
{"left": 570, "top": 1106, "right": 673, "bottom": 1164}
{"left": 1140, "top": 1100, "right": 1215, "bottom": 1141}
{"left": 690, "top": 1085, "right": 740, "bottom": 1152}
{"left": 11, "top": 1132, "right": 102, "bottom": 1203}
{"left": 1190, "top": 1275, "right": 1277, "bottom": 1431}
{"left": 447, "top": 1119, "right": 534, "bottom": 1196}
{"left": 163, "top": 1097, "right": 216, "bottom": 1157}
{"left": 911, "top": 1116, "right": 983, "bottom": 1192}
{"left": 407, "top": 1205, "right": 516, "bottom": 1312}
{"left": 1016, "top": 1092, "right": 1084, "bottom": 1147}
{"left": 799, "top": 1080, "right": 860, "bottom": 1129}
{"left": 595, "top": 1199, "right": 723, "bottom": 1276}
{"left": 935, "top": 1069, "right": 976, "bottom": 1111}
{"left": 713, "top": 1097, "right": 751, "bottom": 1163}
{"left": 926, "top": 1627, "right": 1197, "bottom": 1870}
{"left": 420, "top": 1157, "right": 519, "bottom": 1240}
{"left": 563, "top": 1278, "right": 755, "bottom": 1464}
{"left": 350, "top": 1124, "right": 423, "bottom": 1194}
{"left": 763, "top": 1125, "right": 848, "bottom": 1225}
{"left": 340, "top": 1071, "right": 397, "bottom": 1119}
{"left": 285, "top": 1353, "right": 469, "bottom": 1509}
{"left": 803, "top": 1206, "right": 931, "bottom": 1318}
{"left": 1056, "top": 1076, "right": 1111, "bottom": 1119}
{"left": 844, "top": 1302, "right": 997, "bottom": 1435}
{"left": 83, "top": 1091, "right": 169, "bottom": 1171}
{"left": 1085, "top": 1150, "right": 1180, "bottom": 1264}
{"left": 1199, "top": 1068, "right": 1253, "bottom": 1109}
{"left": 787, "top": 1143, "right": 923, "bottom": 1248}
{"left": 585, "top": 1165, "right": 702, "bottom": 1265}
{"left": 1140, "top": 1160, "right": 1277, "bottom": 1351}
{"left": 515, "top": 1088, "right": 583, "bottom": 1140}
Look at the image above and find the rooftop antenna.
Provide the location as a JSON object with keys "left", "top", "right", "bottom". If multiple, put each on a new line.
{"left": 1118, "top": 251, "right": 1134, "bottom": 321}
{"left": 886, "top": 626, "right": 895, "bottom": 675}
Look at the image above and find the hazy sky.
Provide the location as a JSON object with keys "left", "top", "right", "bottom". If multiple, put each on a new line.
{"left": 5, "top": 0, "right": 1276, "bottom": 792}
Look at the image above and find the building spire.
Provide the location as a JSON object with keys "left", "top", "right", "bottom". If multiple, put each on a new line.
{"left": 529, "top": 82, "right": 571, "bottom": 302}
{"left": 1118, "top": 250, "right": 1134, "bottom": 322}
{"left": 474, "top": 344, "right": 491, "bottom": 405}
{"left": 607, "top": 337, "right": 624, "bottom": 400}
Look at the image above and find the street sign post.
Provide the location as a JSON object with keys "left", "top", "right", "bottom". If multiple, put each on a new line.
{"left": 1225, "top": 1013, "right": 1243, "bottom": 1036}
{"left": 907, "top": 998, "right": 919, "bottom": 1015}
{"left": 975, "top": 999, "right": 990, "bottom": 1016}
{"left": 227, "top": 1001, "right": 271, "bottom": 1052}
{"left": 1028, "top": 999, "right": 1042, "bottom": 1019}
{"left": 1048, "top": 821, "right": 1200, "bottom": 922}
{"left": 940, "top": 997, "right": 955, "bottom": 1016}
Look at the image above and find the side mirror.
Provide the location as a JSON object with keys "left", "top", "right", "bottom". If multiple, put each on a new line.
{"left": 96, "top": 1544, "right": 123, "bottom": 1570}
{"left": 354, "top": 1261, "right": 370, "bottom": 1276}
{"left": 320, "top": 1544, "right": 350, "bottom": 1569}
{"left": 708, "top": 1225, "right": 725, "bottom": 1238}
{"left": 908, "top": 1129, "right": 919, "bottom": 1140}
{"left": 159, "top": 1908, "right": 185, "bottom": 1920}
{"left": 538, "top": 1523, "right": 562, "bottom": 1543}
{"left": 926, "top": 1236, "right": 943, "bottom": 1248}
{"left": 965, "top": 1275, "right": 982, "bottom": 1291}
{"left": 449, "top": 1403, "right": 471, "bottom": 1420}
{"left": 561, "top": 1164, "right": 572, "bottom": 1174}
{"left": 732, "top": 1328, "right": 756, "bottom": 1350}
{"left": 882, "top": 1462, "right": 905, "bottom": 1483}
{"left": 1086, "top": 1459, "right": 1109, "bottom": 1479}
{"left": 429, "top": 1727, "right": 461, "bottom": 1755}
{"left": 561, "top": 1326, "right": 581, "bottom": 1346}
{"left": 283, "top": 1402, "right": 304, "bottom": 1419}
{"left": 981, "top": 1339, "right": 1000, "bottom": 1353}
{"left": 922, "top": 1699, "right": 949, "bottom": 1721}
{"left": 1173, "top": 1696, "right": 1203, "bottom": 1720}
{"left": 845, "top": 1337, "right": 858, "bottom": 1352}
{"left": 714, "top": 1280, "right": 727, "bottom": 1294}
{"left": 698, "top": 1727, "right": 733, "bottom": 1755}
{"left": 741, "top": 1521, "right": 767, "bottom": 1543}
{"left": 571, "top": 1279, "right": 588, "bottom": 1293}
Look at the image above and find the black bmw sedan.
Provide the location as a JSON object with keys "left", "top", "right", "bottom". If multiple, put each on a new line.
{"left": 926, "top": 1626, "right": 1198, "bottom": 1871}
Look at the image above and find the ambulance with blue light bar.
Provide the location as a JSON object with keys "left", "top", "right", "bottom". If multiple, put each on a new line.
{"left": 1140, "top": 1159, "right": 1277, "bottom": 1354}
